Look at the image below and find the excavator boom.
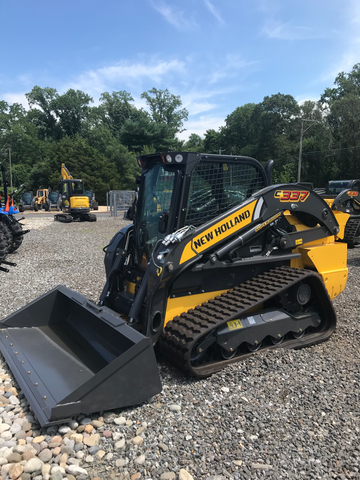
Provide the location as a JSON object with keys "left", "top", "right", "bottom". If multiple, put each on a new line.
{"left": 61, "top": 164, "right": 73, "bottom": 180}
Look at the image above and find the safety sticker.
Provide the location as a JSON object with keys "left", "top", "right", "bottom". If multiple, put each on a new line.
{"left": 227, "top": 319, "right": 243, "bottom": 330}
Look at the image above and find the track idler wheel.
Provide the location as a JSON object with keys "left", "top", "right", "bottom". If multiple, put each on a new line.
{"left": 271, "top": 334, "right": 285, "bottom": 345}
{"left": 293, "top": 329, "right": 305, "bottom": 339}
{"left": 220, "top": 346, "right": 237, "bottom": 360}
{"left": 190, "top": 341, "right": 207, "bottom": 364}
{"left": 247, "top": 341, "right": 262, "bottom": 352}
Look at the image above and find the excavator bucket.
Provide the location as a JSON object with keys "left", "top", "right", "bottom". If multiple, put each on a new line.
{"left": 0, "top": 286, "right": 162, "bottom": 426}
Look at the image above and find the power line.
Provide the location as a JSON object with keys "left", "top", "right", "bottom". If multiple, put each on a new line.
{"left": 302, "top": 145, "right": 360, "bottom": 156}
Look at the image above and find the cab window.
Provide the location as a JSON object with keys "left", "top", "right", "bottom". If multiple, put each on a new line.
{"left": 185, "top": 161, "right": 265, "bottom": 227}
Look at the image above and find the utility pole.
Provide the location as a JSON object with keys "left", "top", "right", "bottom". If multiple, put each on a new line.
{"left": 8, "top": 145, "right": 12, "bottom": 193}
{"left": 1, "top": 145, "right": 13, "bottom": 193}
{"left": 297, "top": 119, "right": 318, "bottom": 183}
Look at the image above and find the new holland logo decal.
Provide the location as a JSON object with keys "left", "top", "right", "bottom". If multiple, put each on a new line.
{"left": 180, "top": 199, "right": 257, "bottom": 264}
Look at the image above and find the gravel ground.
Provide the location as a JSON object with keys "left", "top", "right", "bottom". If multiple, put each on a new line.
{"left": 0, "top": 216, "right": 358, "bottom": 480}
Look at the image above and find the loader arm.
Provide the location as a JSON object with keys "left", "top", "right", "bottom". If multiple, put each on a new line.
{"left": 106, "top": 184, "right": 342, "bottom": 346}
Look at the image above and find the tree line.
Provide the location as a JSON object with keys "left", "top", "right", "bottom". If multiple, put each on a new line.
{"left": 1, "top": 64, "right": 360, "bottom": 203}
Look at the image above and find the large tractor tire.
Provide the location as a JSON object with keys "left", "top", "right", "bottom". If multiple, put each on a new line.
{"left": 34, "top": 203, "right": 39, "bottom": 212}
{"left": 0, "top": 224, "right": 8, "bottom": 263}
{"left": 8, "top": 221, "right": 23, "bottom": 253}
{"left": 0, "top": 222, "right": 12, "bottom": 254}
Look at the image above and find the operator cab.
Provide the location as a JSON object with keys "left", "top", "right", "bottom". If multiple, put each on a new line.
{"left": 134, "top": 152, "right": 271, "bottom": 261}
{"left": 60, "top": 179, "right": 88, "bottom": 211}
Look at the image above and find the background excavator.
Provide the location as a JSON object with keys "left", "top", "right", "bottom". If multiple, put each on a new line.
{"left": 54, "top": 164, "right": 97, "bottom": 222}
{"left": 0, "top": 152, "right": 348, "bottom": 426}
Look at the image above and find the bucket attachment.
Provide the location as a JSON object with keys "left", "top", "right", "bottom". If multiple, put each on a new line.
{"left": 0, "top": 286, "right": 162, "bottom": 426}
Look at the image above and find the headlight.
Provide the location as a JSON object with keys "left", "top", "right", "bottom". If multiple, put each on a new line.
{"left": 175, "top": 154, "right": 183, "bottom": 163}
{"left": 166, "top": 155, "right": 172, "bottom": 163}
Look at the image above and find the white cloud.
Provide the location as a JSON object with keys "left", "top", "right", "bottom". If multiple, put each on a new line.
{"left": 17, "top": 74, "right": 33, "bottom": 86}
{"left": 180, "top": 85, "right": 239, "bottom": 112}
{"left": 313, "top": 46, "right": 360, "bottom": 86}
{"left": 188, "top": 102, "right": 216, "bottom": 115}
{"left": 203, "top": 0, "right": 224, "bottom": 24}
{"left": 209, "top": 54, "right": 259, "bottom": 84}
{"left": 67, "top": 58, "right": 186, "bottom": 99}
{"left": 150, "top": 1, "right": 198, "bottom": 30}
{"left": 295, "top": 95, "right": 320, "bottom": 105}
{"left": 2, "top": 93, "right": 29, "bottom": 107}
{"left": 177, "top": 115, "right": 225, "bottom": 141}
{"left": 349, "top": 0, "right": 360, "bottom": 24}
{"left": 262, "top": 21, "right": 320, "bottom": 41}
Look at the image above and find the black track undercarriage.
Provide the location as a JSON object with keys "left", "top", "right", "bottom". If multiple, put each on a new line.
{"left": 160, "top": 266, "right": 336, "bottom": 377}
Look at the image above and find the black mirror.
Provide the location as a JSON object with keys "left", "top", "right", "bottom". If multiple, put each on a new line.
{"left": 136, "top": 175, "right": 141, "bottom": 185}
{"left": 158, "top": 212, "right": 169, "bottom": 234}
{"left": 127, "top": 206, "right": 135, "bottom": 221}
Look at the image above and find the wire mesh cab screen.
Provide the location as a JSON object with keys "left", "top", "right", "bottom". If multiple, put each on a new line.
{"left": 185, "top": 161, "right": 265, "bottom": 227}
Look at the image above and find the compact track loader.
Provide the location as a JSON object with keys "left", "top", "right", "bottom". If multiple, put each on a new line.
{"left": 45, "top": 189, "right": 61, "bottom": 211}
{"left": 321, "top": 188, "right": 360, "bottom": 248}
{"left": 0, "top": 152, "right": 348, "bottom": 426}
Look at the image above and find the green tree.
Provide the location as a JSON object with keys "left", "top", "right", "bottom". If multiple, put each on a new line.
{"left": 203, "top": 128, "right": 224, "bottom": 153}
{"left": 184, "top": 133, "right": 204, "bottom": 152}
{"left": 222, "top": 103, "right": 256, "bottom": 155}
{"left": 47, "top": 136, "right": 121, "bottom": 203}
{"left": 120, "top": 110, "right": 178, "bottom": 153}
{"left": 141, "top": 88, "right": 188, "bottom": 133}
{"left": 25, "top": 86, "right": 60, "bottom": 140}
{"left": 53, "top": 89, "right": 93, "bottom": 137}
{"left": 98, "top": 91, "right": 135, "bottom": 137}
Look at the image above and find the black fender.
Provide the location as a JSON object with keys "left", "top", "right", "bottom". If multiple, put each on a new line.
{"left": 332, "top": 189, "right": 360, "bottom": 214}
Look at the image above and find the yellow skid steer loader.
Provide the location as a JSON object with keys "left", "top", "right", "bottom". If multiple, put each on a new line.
{"left": 0, "top": 152, "right": 348, "bottom": 425}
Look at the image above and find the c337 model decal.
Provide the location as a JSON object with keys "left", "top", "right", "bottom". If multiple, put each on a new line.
{"left": 180, "top": 199, "right": 257, "bottom": 264}
{"left": 347, "top": 191, "right": 359, "bottom": 197}
{"left": 274, "top": 190, "right": 310, "bottom": 202}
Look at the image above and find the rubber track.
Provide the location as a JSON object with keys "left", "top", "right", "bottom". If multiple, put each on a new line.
{"left": 344, "top": 218, "right": 360, "bottom": 248}
{"left": 55, "top": 214, "right": 73, "bottom": 223}
{"left": 160, "top": 266, "right": 336, "bottom": 378}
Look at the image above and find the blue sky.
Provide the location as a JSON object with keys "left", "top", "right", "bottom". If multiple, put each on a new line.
{"left": 1, "top": 0, "right": 359, "bottom": 140}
